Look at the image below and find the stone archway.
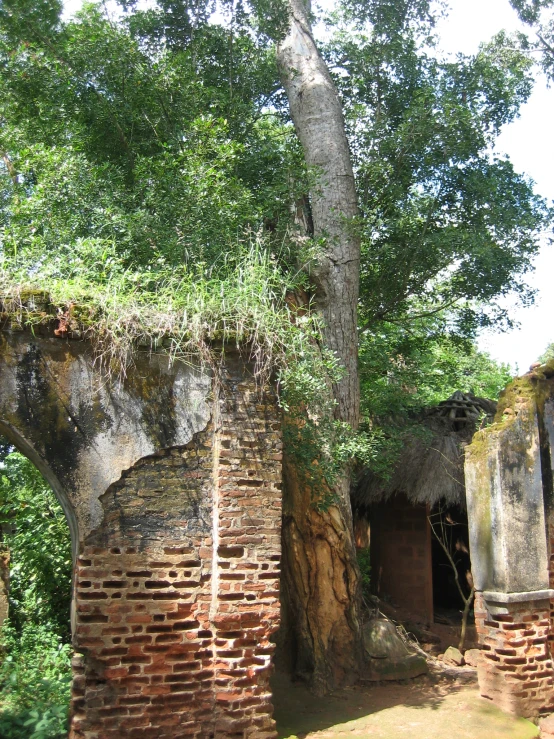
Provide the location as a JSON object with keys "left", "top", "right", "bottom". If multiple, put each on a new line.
{"left": 0, "top": 328, "right": 282, "bottom": 738}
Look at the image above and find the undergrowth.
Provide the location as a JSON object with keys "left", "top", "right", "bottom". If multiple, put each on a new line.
{"left": 0, "top": 451, "right": 73, "bottom": 739}
{"left": 0, "top": 623, "right": 71, "bottom": 739}
{"left": 0, "top": 236, "right": 311, "bottom": 381}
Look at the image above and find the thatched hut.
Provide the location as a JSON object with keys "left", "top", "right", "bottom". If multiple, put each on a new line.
{"left": 352, "top": 392, "right": 496, "bottom": 624}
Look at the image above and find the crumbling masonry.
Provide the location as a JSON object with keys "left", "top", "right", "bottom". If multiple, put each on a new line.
{"left": 465, "top": 364, "right": 554, "bottom": 718}
{"left": 0, "top": 328, "right": 282, "bottom": 738}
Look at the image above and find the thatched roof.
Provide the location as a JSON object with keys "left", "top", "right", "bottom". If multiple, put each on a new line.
{"left": 353, "top": 392, "right": 496, "bottom": 510}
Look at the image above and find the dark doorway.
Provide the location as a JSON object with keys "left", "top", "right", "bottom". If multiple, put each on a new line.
{"left": 429, "top": 505, "right": 472, "bottom": 623}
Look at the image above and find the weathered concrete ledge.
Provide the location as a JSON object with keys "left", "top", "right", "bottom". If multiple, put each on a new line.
{"left": 483, "top": 590, "right": 554, "bottom": 604}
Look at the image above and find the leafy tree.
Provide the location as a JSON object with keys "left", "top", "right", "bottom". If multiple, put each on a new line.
{"left": 0, "top": 450, "right": 72, "bottom": 640}
{"left": 326, "top": 12, "right": 547, "bottom": 334}
{"left": 0, "top": 448, "right": 72, "bottom": 739}
{"left": 358, "top": 317, "right": 513, "bottom": 479}
{"left": 272, "top": 0, "right": 548, "bottom": 690}
{"left": 360, "top": 321, "right": 513, "bottom": 420}
{"left": 509, "top": 0, "right": 554, "bottom": 80}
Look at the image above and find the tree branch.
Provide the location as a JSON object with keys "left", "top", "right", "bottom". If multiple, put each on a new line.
{"left": 362, "top": 297, "right": 461, "bottom": 331}
{"left": 0, "top": 149, "right": 18, "bottom": 186}
{"left": 538, "top": 32, "right": 554, "bottom": 57}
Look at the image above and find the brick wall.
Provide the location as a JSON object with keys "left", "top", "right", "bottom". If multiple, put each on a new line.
{"left": 369, "top": 495, "right": 433, "bottom": 623}
{"left": 474, "top": 593, "right": 554, "bottom": 718}
{"left": 69, "top": 363, "right": 282, "bottom": 738}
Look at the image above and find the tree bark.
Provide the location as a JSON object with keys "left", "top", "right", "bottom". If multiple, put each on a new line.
{"left": 277, "top": 0, "right": 360, "bottom": 424}
{"left": 276, "top": 0, "right": 363, "bottom": 694}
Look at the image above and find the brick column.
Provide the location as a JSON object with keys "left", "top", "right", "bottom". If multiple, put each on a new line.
{"left": 474, "top": 592, "right": 554, "bottom": 717}
{"left": 71, "top": 435, "right": 220, "bottom": 739}
{"left": 69, "top": 365, "right": 282, "bottom": 738}
{"left": 212, "top": 376, "right": 282, "bottom": 738}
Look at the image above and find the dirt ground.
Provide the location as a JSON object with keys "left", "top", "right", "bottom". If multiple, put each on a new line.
{"left": 271, "top": 665, "right": 539, "bottom": 739}
{"left": 271, "top": 611, "right": 539, "bottom": 739}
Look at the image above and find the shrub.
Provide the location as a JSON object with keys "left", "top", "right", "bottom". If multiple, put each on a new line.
{"left": 0, "top": 622, "right": 71, "bottom": 738}
{"left": 0, "top": 451, "right": 72, "bottom": 738}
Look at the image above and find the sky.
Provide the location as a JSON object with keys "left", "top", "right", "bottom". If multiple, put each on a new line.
{"left": 434, "top": 0, "right": 554, "bottom": 374}
{"left": 62, "top": 0, "right": 554, "bottom": 372}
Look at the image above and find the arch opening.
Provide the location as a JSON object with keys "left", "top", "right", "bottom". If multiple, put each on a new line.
{"left": 0, "top": 421, "right": 79, "bottom": 563}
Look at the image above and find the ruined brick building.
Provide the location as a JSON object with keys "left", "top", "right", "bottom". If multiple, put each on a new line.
{"left": 3, "top": 319, "right": 554, "bottom": 736}
{"left": 0, "top": 326, "right": 282, "bottom": 738}
{"left": 352, "top": 392, "right": 495, "bottom": 625}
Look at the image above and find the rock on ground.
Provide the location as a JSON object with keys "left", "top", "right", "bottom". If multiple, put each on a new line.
{"left": 464, "top": 649, "right": 482, "bottom": 668}
{"left": 363, "top": 618, "right": 428, "bottom": 681}
{"left": 443, "top": 646, "right": 465, "bottom": 666}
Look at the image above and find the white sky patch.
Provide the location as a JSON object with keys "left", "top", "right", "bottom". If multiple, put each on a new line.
{"left": 435, "top": 0, "right": 554, "bottom": 372}
{"left": 61, "top": 0, "right": 83, "bottom": 19}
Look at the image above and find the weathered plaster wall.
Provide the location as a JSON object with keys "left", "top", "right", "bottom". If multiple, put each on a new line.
{"left": 0, "top": 330, "right": 212, "bottom": 548}
{"left": 0, "top": 328, "right": 282, "bottom": 738}
{"left": 465, "top": 369, "right": 554, "bottom": 718}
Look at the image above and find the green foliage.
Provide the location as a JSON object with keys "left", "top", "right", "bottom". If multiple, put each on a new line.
{"left": 538, "top": 341, "right": 554, "bottom": 363}
{"left": 0, "top": 0, "right": 311, "bottom": 378}
{"left": 357, "top": 318, "right": 513, "bottom": 478}
{"left": 280, "top": 350, "right": 346, "bottom": 506}
{"left": 360, "top": 320, "right": 513, "bottom": 419}
{"left": 0, "top": 623, "right": 71, "bottom": 739}
{"left": 0, "top": 238, "right": 324, "bottom": 386}
{"left": 0, "top": 451, "right": 72, "bottom": 738}
{"left": 280, "top": 350, "right": 400, "bottom": 507}
{"left": 0, "top": 452, "right": 72, "bottom": 640}
{"left": 510, "top": 0, "right": 554, "bottom": 80}
{"left": 326, "top": 8, "right": 551, "bottom": 334}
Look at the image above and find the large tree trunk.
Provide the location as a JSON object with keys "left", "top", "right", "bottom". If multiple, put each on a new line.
{"left": 276, "top": 0, "right": 363, "bottom": 694}
{"left": 0, "top": 548, "right": 9, "bottom": 629}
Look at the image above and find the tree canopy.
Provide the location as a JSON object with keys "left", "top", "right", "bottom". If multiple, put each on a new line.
{"left": 510, "top": 0, "right": 554, "bottom": 79}
{"left": 0, "top": 0, "right": 549, "bottom": 471}
{"left": 0, "top": 0, "right": 549, "bottom": 328}
{"left": 0, "top": 8, "right": 545, "bottom": 352}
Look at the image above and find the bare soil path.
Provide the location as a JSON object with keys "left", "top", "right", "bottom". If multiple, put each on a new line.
{"left": 271, "top": 666, "right": 539, "bottom": 739}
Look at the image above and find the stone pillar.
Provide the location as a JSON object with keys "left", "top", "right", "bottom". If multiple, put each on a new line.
{"left": 540, "top": 395, "right": 554, "bottom": 664}
{"left": 465, "top": 380, "right": 554, "bottom": 717}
